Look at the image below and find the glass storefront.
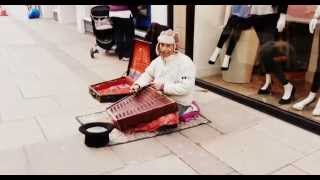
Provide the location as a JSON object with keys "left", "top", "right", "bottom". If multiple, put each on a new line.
{"left": 177, "top": 5, "right": 320, "bottom": 133}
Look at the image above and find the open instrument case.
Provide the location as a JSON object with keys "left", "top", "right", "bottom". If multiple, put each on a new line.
{"left": 89, "top": 38, "right": 152, "bottom": 102}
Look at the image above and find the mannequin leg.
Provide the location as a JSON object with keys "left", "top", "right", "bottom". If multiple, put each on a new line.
{"left": 258, "top": 42, "right": 274, "bottom": 94}
{"left": 252, "top": 14, "right": 278, "bottom": 45}
{"left": 253, "top": 15, "right": 276, "bottom": 94}
{"left": 260, "top": 74, "right": 272, "bottom": 90}
{"left": 269, "top": 56, "right": 295, "bottom": 104}
{"left": 293, "top": 72, "right": 320, "bottom": 110}
{"left": 251, "top": 15, "right": 273, "bottom": 94}
{"left": 311, "top": 72, "right": 320, "bottom": 114}
{"left": 280, "top": 82, "right": 295, "bottom": 103}
{"left": 258, "top": 41, "right": 295, "bottom": 103}
{"left": 209, "top": 18, "right": 233, "bottom": 64}
{"left": 293, "top": 92, "right": 317, "bottom": 110}
{"left": 312, "top": 98, "right": 320, "bottom": 116}
{"left": 209, "top": 47, "right": 221, "bottom": 64}
{"left": 221, "top": 55, "right": 231, "bottom": 70}
{"left": 221, "top": 29, "right": 241, "bottom": 70}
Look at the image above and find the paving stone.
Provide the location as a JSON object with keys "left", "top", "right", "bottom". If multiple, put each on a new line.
{"left": 294, "top": 150, "right": 320, "bottom": 175}
{"left": 255, "top": 118, "right": 320, "bottom": 155}
{"left": 202, "top": 127, "right": 304, "bottom": 175}
{"left": 156, "top": 133, "right": 234, "bottom": 175}
{"left": 0, "top": 118, "right": 46, "bottom": 151}
{"left": 110, "top": 139, "right": 171, "bottom": 165}
{"left": 0, "top": 148, "right": 29, "bottom": 175}
{"left": 271, "top": 165, "right": 308, "bottom": 175}
{"left": 110, "top": 155, "right": 197, "bottom": 175}
{"left": 25, "top": 135, "right": 124, "bottom": 175}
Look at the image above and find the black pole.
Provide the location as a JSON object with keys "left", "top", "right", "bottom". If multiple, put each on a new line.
{"left": 185, "top": 5, "right": 195, "bottom": 59}
{"left": 167, "top": 5, "right": 173, "bottom": 29}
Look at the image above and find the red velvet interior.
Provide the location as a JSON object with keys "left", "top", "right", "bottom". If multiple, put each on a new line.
{"left": 91, "top": 76, "right": 134, "bottom": 95}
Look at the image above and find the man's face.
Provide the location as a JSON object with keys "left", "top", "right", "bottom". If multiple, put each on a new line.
{"left": 159, "top": 43, "right": 175, "bottom": 58}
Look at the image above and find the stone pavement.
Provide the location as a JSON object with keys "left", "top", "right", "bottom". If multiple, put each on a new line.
{"left": 0, "top": 9, "right": 320, "bottom": 175}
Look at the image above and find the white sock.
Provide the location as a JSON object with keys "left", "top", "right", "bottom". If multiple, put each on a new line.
{"left": 293, "top": 92, "right": 316, "bottom": 111}
{"left": 209, "top": 48, "right": 221, "bottom": 63}
{"left": 221, "top": 55, "right": 231, "bottom": 69}
{"left": 312, "top": 98, "right": 320, "bottom": 116}
{"left": 261, "top": 74, "right": 271, "bottom": 90}
{"left": 282, "top": 82, "right": 293, "bottom": 100}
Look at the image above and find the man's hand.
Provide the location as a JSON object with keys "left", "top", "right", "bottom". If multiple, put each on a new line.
{"left": 150, "top": 82, "right": 164, "bottom": 91}
{"left": 129, "top": 84, "right": 140, "bottom": 93}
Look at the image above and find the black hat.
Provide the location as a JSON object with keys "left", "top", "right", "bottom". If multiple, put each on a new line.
{"left": 79, "top": 122, "right": 114, "bottom": 148}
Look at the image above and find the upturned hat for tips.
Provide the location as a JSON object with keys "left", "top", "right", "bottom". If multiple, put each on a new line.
{"left": 79, "top": 122, "right": 114, "bottom": 148}
{"left": 156, "top": 29, "right": 180, "bottom": 55}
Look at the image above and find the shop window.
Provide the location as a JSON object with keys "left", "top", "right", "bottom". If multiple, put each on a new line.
{"left": 195, "top": 5, "right": 320, "bottom": 129}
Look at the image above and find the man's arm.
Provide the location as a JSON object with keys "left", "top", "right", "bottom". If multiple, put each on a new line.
{"left": 163, "top": 63, "right": 196, "bottom": 96}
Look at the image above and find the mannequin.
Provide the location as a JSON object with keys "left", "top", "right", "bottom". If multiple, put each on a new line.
{"left": 258, "top": 40, "right": 295, "bottom": 104}
{"left": 208, "top": 5, "right": 252, "bottom": 70}
{"left": 250, "top": 5, "right": 295, "bottom": 104}
{"left": 293, "top": 5, "right": 320, "bottom": 115}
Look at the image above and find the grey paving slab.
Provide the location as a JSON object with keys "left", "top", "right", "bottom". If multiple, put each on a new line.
{"left": 109, "top": 154, "right": 197, "bottom": 175}
{"left": 193, "top": 88, "right": 225, "bottom": 105}
{"left": 254, "top": 117, "right": 320, "bottom": 155}
{"left": 202, "top": 127, "right": 304, "bottom": 175}
{"left": 51, "top": 90, "right": 105, "bottom": 111}
{"left": 201, "top": 98, "right": 262, "bottom": 134}
{"left": 0, "top": 148, "right": 29, "bottom": 175}
{"left": 271, "top": 165, "right": 309, "bottom": 175}
{"left": 35, "top": 105, "right": 106, "bottom": 141}
{"left": 228, "top": 171, "right": 241, "bottom": 175}
{"left": 0, "top": 118, "right": 46, "bottom": 151}
{"left": 293, "top": 150, "right": 320, "bottom": 175}
{"left": 1, "top": 97, "right": 61, "bottom": 122}
{"left": 25, "top": 135, "right": 125, "bottom": 175}
{"left": 180, "top": 124, "right": 222, "bottom": 144}
{"left": 110, "top": 139, "right": 171, "bottom": 165}
{"left": 156, "top": 133, "right": 234, "bottom": 175}
{"left": 0, "top": 22, "right": 36, "bottom": 45}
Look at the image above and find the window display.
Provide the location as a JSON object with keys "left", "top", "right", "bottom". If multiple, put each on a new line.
{"left": 293, "top": 5, "right": 320, "bottom": 116}
{"left": 192, "top": 5, "right": 320, "bottom": 128}
{"left": 208, "top": 5, "right": 252, "bottom": 70}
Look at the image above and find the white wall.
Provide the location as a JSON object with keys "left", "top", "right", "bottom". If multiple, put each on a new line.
{"left": 174, "top": 5, "right": 186, "bottom": 53}
{"left": 75, "top": 5, "right": 87, "bottom": 33}
{"left": 193, "top": 5, "right": 226, "bottom": 78}
{"left": 41, "top": 5, "right": 54, "bottom": 18}
{"left": 151, "top": 5, "right": 168, "bottom": 26}
{"left": 57, "top": 5, "right": 76, "bottom": 24}
{"left": 4, "top": 5, "right": 28, "bottom": 19}
{"left": 75, "top": 5, "right": 96, "bottom": 33}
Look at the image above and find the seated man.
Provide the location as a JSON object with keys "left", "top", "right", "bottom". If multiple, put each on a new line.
{"left": 130, "top": 29, "right": 200, "bottom": 122}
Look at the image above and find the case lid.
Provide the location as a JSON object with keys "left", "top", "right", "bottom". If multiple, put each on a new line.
{"left": 126, "top": 38, "right": 152, "bottom": 81}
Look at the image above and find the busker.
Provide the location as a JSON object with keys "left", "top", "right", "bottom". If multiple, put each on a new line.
{"left": 130, "top": 29, "right": 200, "bottom": 122}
